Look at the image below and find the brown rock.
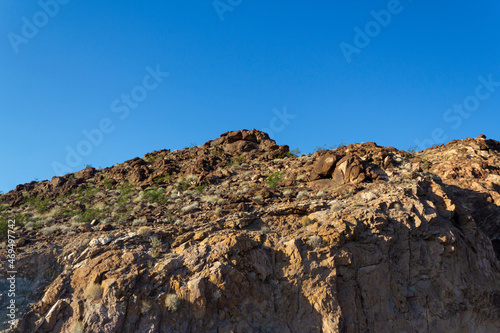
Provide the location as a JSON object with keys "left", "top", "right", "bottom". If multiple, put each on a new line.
{"left": 312, "top": 153, "right": 341, "bottom": 179}
{"left": 50, "top": 176, "right": 67, "bottom": 187}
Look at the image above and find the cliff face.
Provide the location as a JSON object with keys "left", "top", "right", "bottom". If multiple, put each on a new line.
{"left": 1, "top": 130, "right": 500, "bottom": 332}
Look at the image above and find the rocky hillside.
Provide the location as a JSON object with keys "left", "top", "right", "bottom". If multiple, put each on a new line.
{"left": 1, "top": 129, "right": 500, "bottom": 332}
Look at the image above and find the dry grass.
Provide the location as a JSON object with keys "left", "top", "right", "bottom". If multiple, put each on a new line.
{"left": 137, "top": 226, "right": 152, "bottom": 237}
{"left": 70, "top": 321, "right": 84, "bottom": 333}
{"left": 84, "top": 283, "right": 103, "bottom": 300}
{"left": 165, "top": 294, "right": 180, "bottom": 312}
{"left": 307, "top": 235, "right": 322, "bottom": 249}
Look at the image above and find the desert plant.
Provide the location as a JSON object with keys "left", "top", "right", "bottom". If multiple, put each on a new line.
{"left": 297, "top": 191, "right": 309, "bottom": 200}
{"left": 266, "top": 171, "right": 285, "bottom": 189}
{"left": 150, "top": 236, "right": 161, "bottom": 248}
{"left": 236, "top": 188, "right": 249, "bottom": 195}
{"left": 70, "top": 321, "right": 84, "bottom": 333}
{"left": 202, "top": 195, "right": 218, "bottom": 203}
{"left": 137, "top": 226, "right": 152, "bottom": 237}
{"left": 40, "top": 225, "right": 69, "bottom": 236}
{"left": 235, "top": 154, "right": 246, "bottom": 163}
{"left": 78, "top": 209, "right": 101, "bottom": 223}
{"left": 84, "top": 283, "right": 103, "bottom": 300}
{"left": 307, "top": 235, "right": 322, "bottom": 248}
{"left": 165, "top": 294, "right": 180, "bottom": 312}
{"left": 316, "top": 190, "right": 326, "bottom": 197}
{"left": 142, "top": 187, "right": 167, "bottom": 204}
{"left": 212, "top": 289, "right": 222, "bottom": 301}
{"left": 314, "top": 144, "right": 331, "bottom": 152}
{"left": 301, "top": 216, "right": 312, "bottom": 227}
{"left": 181, "top": 202, "right": 199, "bottom": 213}
{"left": 261, "top": 226, "right": 271, "bottom": 234}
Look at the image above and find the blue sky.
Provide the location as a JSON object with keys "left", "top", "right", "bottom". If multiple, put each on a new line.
{"left": 1, "top": 0, "right": 500, "bottom": 193}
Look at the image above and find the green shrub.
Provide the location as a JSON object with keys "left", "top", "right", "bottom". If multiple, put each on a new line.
{"left": 142, "top": 187, "right": 167, "bottom": 204}
{"left": 78, "top": 209, "right": 101, "bottom": 223}
{"left": 196, "top": 184, "right": 207, "bottom": 193}
{"left": 0, "top": 220, "right": 8, "bottom": 239}
{"left": 275, "top": 148, "right": 301, "bottom": 159}
{"left": 24, "top": 196, "right": 51, "bottom": 213}
{"left": 266, "top": 171, "right": 285, "bottom": 189}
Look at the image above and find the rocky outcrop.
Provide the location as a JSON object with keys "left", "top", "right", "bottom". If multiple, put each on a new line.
{"left": 1, "top": 131, "right": 500, "bottom": 332}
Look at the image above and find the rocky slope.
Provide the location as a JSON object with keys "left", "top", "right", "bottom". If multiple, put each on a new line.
{"left": 1, "top": 129, "right": 500, "bottom": 332}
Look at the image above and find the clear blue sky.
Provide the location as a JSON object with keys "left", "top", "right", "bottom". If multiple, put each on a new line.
{"left": 1, "top": 0, "right": 500, "bottom": 193}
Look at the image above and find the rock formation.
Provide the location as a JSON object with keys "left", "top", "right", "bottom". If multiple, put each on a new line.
{"left": 1, "top": 130, "right": 499, "bottom": 332}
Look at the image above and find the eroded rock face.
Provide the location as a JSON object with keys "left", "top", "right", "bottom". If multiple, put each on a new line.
{"left": 1, "top": 131, "right": 500, "bottom": 332}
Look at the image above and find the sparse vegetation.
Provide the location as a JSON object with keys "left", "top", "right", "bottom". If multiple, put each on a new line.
{"left": 301, "top": 216, "right": 312, "bottom": 227}
{"left": 165, "top": 294, "right": 180, "bottom": 312}
{"left": 181, "top": 202, "right": 199, "bottom": 213}
{"left": 142, "top": 187, "right": 168, "bottom": 204}
{"left": 70, "top": 321, "right": 84, "bottom": 333}
{"left": 307, "top": 235, "right": 322, "bottom": 248}
{"left": 84, "top": 283, "right": 103, "bottom": 300}
{"left": 297, "top": 191, "right": 309, "bottom": 200}
{"left": 137, "top": 226, "right": 152, "bottom": 237}
{"left": 266, "top": 171, "right": 285, "bottom": 189}
{"left": 150, "top": 235, "right": 161, "bottom": 248}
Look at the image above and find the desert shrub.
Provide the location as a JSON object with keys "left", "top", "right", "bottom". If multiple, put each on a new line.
{"left": 307, "top": 235, "right": 322, "bottom": 248}
{"left": 266, "top": 171, "right": 285, "bottom": 189}
{"left": 78, "top": 209, "right": 101, "bottom": 223}
{"left": 150, "top": 236, "right": 161, "bottom": 248}
{"left": 165, "top": 294, "right": 180, "bottom": 312}
{"left": 202, "top": 195, "right": 218, "bottom": 203}
{"left": 275, "top": 148, "right": 301, "bottom": 159}
{"left": 236, "top": 188, "right": 249, "bottom": 195}
{"left": 314, "top": 144, "right": 330, "bottom": 152}
{"left": 297, "top": 191, "right": 309, "bottom": 200}
{"left": 40, "top": 225, "right": 70, "bottom": 235}
{"left": 181, "top": 202, "right": 199, "bottom": 213}
{"left": 84, "top": 283, "right": 103, "bottom": 300}
{"left": 137, "top": 226, "right": 152, "bottom": 237}
{"left": 212, "top": 289, "right": 222, "bottom": 301}
{"left": 196, "top": 184, "right": 207, "bottom": 193}
{"left": 0, "top": 220, "right": 8, "bottom": 239}
{"left": 261, "top": 226, "right": 271, "bottom": 234}
{"left": 142, "top": 187, "right": 167, "bottom": 204}
{"left": 316, "top": 190, "right": 326, "bottom": 197}
{"left": 301, "top": 216, "right": 312, "bottom": 227}
{"left": 24, "top": 196, "right": 51, "bottom": 213}
{"left": 70, "top": 321, "right": 84, "bottom": 333}
{"left": 140, "top": 299, "right": 152, "bottom": 313}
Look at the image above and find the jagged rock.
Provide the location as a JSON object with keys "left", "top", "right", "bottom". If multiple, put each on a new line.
{"left": 310, "top": 152, "right": 341, "bottom": 180}
{"left": 332, "top": 155, "right": 366, "bottom": 184}
{"left": 2, "top": 132, "right": 500, "bottom": 333}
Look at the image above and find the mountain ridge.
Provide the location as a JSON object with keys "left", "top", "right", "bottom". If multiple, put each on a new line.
{"left": 1, "top": 129, "right": 500, "bottom": 332}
